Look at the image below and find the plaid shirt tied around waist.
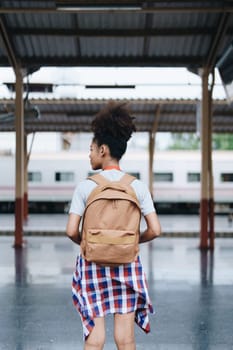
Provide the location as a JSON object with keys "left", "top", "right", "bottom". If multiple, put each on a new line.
{"left": 72, "top": 254, "right": 154, "bottom": 339}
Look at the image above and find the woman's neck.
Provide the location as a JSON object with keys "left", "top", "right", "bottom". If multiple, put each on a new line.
{"left": 103, "top": 165, "right": 121, "bottom": 171}
{"left": 102, "top": 159, "right": 120, "bottom": 170}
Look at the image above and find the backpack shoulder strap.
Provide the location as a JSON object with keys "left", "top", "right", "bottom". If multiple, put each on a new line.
{"left": 119, "top": 174, "right": 139, "bottom": 203}
{"left": 85, "top": 174, "right": 109, "bottom": 206}
{"left": 119, "top": 173, "right": 136, "bottom": 185}
{"left": 87, "top": 173, "right": 110, "bottom": 186}
{"left": 88, "top": 173, "right": 136, "bottom": 186}
{"left": 86, "top": 172, "right": 140, "bottom": 208}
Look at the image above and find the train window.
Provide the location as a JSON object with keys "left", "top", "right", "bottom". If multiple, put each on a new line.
{"left": 28, "top": 171, "right": 42, "bottom": 182}
{"left": 128, "top": 172, "right": 141, "bottom": 179}
{"left": 187, "top": 172, "right": 200, "bottom": 182}
{"left": 153, "top": 172, "right": 173, "bottom": 182}
{"left": 220, "top": 173, "right": 233, "bottom": 182}
{"left": 55, "top": 172, "right": 74, "bottom": 182}
{"left": 88, "top": 171, "right": 100, "bottom": 176}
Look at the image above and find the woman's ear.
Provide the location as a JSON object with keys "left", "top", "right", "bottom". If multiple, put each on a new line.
{"left": 100, "top": 144, "right": 109, "bottom": 157}
{"left": 100, "top": 144, "right": 106, "bottom": 156}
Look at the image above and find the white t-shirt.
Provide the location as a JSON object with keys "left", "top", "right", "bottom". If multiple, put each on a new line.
{"left": 69, "top": 169, "right": 155, "bottom": 217}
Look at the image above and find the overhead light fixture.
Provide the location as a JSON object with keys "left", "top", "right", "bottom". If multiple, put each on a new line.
{"left": 4, "top": 82, "right": 53, "bottom": 93}
{"left": 85, "top": 85, "right": 135, "bottom": 89}
{"left": 56, "top": 1, "right": 142, "bottom": 11}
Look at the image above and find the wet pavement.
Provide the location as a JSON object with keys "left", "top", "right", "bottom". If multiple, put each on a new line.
{"left": 1, "top": 214, "right": 233, "bottom": 237}
{"left": 0, "top": 234, "right": 233, "bottom": 349}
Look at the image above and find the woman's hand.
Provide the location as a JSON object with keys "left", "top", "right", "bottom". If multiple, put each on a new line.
{"left": 139, "top": 212, "right": 161, "bottom": 243}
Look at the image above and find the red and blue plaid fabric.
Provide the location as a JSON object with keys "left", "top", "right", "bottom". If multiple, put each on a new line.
{"left": 72, "top": 254, "right": 154, "bottom": 339}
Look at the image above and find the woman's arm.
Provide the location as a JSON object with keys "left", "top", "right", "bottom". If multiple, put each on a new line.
{"left": 66, "top": 213, "right": 82, "bottom": 245}
{"left": 139, "top": 212, "right": 161, "bottom": 244}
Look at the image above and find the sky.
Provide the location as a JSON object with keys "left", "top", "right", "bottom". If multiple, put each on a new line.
{"left": 0, "top": 66, "right": 227, "bottom": 153}
{"left": 0, "top": 66, "right": 226, "bottom": 100}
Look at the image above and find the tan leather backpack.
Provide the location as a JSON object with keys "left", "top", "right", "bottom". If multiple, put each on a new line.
{"left": 80, "top": 173, "right": 141, "bottom": 266}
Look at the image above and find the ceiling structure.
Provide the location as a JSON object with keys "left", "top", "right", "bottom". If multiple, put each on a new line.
{"left": 0, "top": 1, "right": 233, "bottom": 133}
{"left": 0, "top": 98, "right": 233, "bottom": 133}
{"left": 0, "top": 1, "right": 233, "bottom": 69}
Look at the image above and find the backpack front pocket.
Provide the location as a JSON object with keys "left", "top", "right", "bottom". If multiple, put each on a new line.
{"left": 85, "top": 229, "right": 139, "bottom": 266}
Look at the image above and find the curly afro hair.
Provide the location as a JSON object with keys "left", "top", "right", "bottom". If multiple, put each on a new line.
{"left": 91, "top": 101, "right": 136, "bottom": 160}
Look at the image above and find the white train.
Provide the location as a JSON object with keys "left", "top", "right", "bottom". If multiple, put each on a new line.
{"left": 0, "top": 150, "right": 232, "bottom": 214}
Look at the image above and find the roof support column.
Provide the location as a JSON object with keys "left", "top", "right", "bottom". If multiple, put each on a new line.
{"left": 148, "top": 106, "right": 160, "bottom": 251}
{"left": 24, "top": 134, "right": 28, "bottom": 221}
{"left": 14, "top": 68, "right": 24, "bottom": 248}
{"left": 207, "top": 72, "right": 215, "bottom": 250}
{"left": 149, "top": 133, "right": 155, "bottom": 196}
{"left": 200, "top": 67, "right": 214, "bottom": 250}
{"left": 148, "top": 105, "right": 160, "bottom": 197}
{"left": 0, "top": 15, "right": 27, "bottom": 247}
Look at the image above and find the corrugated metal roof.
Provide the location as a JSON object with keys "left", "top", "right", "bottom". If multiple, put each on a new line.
{"left": 0, "top": 98, "right": 232, "bottom": 133}
{"left": 0, "top": 1, "right": 232, "bottom": 68}
{"left": 0, "top": 2, "right": 232, "bottom": 135}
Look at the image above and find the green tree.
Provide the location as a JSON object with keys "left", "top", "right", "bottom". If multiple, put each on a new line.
{"left": 212, "top": 134, "right": 233, "bottom": 150}
{"left": 168, "top": 133, "right": 200, "bottom": 150}
{"left": 168, "top": 133, "right": 233, "bottom": 150}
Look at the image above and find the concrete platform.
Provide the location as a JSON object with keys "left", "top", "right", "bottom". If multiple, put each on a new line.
{"left": 1, "top": 214, "right": 233, "bottom": 237}
{"left": 0, "top": 235, "right": 233, "bottom": 349}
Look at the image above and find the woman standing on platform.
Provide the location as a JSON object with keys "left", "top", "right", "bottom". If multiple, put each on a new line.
{"left": 66, "top": 102, "right": 161, "bottom": 350}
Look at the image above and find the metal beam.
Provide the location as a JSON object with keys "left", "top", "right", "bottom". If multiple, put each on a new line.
{"left": 0, "top": 97, "right": 229, "bottom": 106}
{"left": 0, "top": 5, "right": 233, "bottom": 14}
{"left": 206, "top": 12, "right": 231, "bottom": 70}
{"left": 6, "top": 55, "right": 203, "bottom": 68}
{"left": 1, "top": 121, "right": 233, "bottom": 133}
{"left": 143, "top": 14, "right": 153, "bottom": 56}
{"left": 71, "top": 14, "right": 81, "bottom": 56}
{"left": 0, "top": 16, "right": 19, "bottom": 70}
{"left": 11, "top": 27, "right": 222, "bottom": 37}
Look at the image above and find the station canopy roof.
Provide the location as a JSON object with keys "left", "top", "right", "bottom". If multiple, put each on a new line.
{"left": 0, "top": 1, "right": 233, "bottom": 133}
{"left": 0, "top": 1, "right": 232, "bottom": 69}
{"left": 0, "top": 97, "right": 233, "bottom": 133}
